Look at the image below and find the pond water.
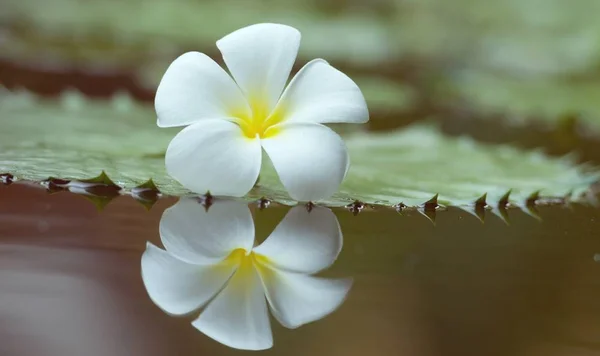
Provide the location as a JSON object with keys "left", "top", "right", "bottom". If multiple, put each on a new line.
{"left": 1, "top": 183, "right": 599, "bottom": 356}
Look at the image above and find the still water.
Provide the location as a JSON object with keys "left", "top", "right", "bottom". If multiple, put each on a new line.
{"left": 1, "top": 183, "right": 599, "bottom": 356}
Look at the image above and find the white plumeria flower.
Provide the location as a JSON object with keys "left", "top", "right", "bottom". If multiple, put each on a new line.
{"left": 155, "top": 23, "right": 369, "bottom": 201}
{"left": 141, "top": 198, "right": 352, "bottom": 350}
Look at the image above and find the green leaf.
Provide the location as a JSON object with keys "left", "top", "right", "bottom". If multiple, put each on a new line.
{"left": 259, "top": 124, "right": 598, "bottom": 207}
{"left": 79, "top": 171, "right": 118, "bottom": 186}
{"left": 1, "top": 89, "right": 597, "bottom": 207}
{"left": 0, "top": 89, "right": 179, "bottom": 190}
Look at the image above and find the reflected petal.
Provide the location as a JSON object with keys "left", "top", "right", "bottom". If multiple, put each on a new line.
{"left": 144, "top": 196, "right": 351, "bottom": 351}
{"left": 253, "top": 206, "right": 342, "bottom": 274}
{"left": 160, "top": 199, "right": 255, "bottom": 264}
{"left": 261, "top": 123, "right": 349, "bottom": 202}
{"left": 192, "top": 259, "right": 272, "bottom": 350}
{"left": 217, "top": 23, "right": 301, "bottom": 114}
{"left": 165, "top": 119, "right": 262, "bottom": 197}
{"left": 258, "top": 266, "right": 352, "bottom": 329}
{"left": 155, "top": 51, "right": 250, "bottom": 128}
{"left": 141, "top": 243, "right": 237, "bottom": 316}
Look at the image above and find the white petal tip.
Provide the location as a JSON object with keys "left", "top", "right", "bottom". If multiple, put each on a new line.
{"left": 218, "top": 23, "right": 301, "bottom": 43}
{"left": 156, "top": 117, "right": 169, "bottom": 128}
{"left": 192, "top": 321, "right": 274, "bottom": 351}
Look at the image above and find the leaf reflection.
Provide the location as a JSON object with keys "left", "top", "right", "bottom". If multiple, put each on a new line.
{"left": 141, "top": 198, "right": 352, "bottom": 350}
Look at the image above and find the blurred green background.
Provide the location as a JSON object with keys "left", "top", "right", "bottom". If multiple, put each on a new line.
{"left": 2, "top": 0, "right": 600, "bottom": 130}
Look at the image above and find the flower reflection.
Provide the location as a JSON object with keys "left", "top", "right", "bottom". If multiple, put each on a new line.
{"left": 141, "top": 198, "right": 352, "bottom": 350}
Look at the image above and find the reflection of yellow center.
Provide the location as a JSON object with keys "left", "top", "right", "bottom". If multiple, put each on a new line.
{"left": 232, "top": 96, "right": 285, "bottom": 139}
{"left": 224, "top": 248, "right": 272, "bottom": 277}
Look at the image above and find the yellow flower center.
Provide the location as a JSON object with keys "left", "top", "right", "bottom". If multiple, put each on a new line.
{"left": 232, "top": 96, "right": 285, "bottom": 139}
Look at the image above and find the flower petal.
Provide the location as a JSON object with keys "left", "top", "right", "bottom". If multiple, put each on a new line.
{"left": 160, "top": 198, "right": 255, "bottom": 264}
{"left": 165, "top": 119, "right": 262, "bottom": 197}
{"left": 216, "top": 23, "right": 300, "bottom": 114}
{"left": 141, "top": 243, "right": 237, "bottom": 316}
{"left": 274, "top": 59, "right": 369, "bottom": 124}
{"left": 253, "top": 206, "right": 342, "bottom": 274}
{"left": 192, "top": 261, "right": 272, "bottom": 350}
{"left": 261, "top": 123, "right": 348, "bottom": 202}
{"left": 258, "top": 267, "right": 352, "bottom": 329}
{"left": 155, "top": 51, "right": 250, "bottom": 128}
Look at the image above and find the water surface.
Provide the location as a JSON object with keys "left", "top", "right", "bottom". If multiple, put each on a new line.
{"left": 1, "top": 183, "right": 599, "bottom": 355}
